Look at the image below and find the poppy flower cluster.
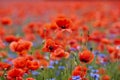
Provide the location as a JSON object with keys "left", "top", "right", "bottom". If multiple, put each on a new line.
{"left": 10, "top": 39, "right": 33, "bottom": 55}
{"left": 69, "top": 65, "right": 88, "bottom": 80}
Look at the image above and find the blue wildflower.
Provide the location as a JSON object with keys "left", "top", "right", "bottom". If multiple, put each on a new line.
{"left": 90, "top": 73, "right": 100, "bottom": 80}
{"left": 58, "top": 66, "right": 65, "bottom": 70}
{"left": 93, "top": 50, "right": 100, "bottom": 56}
{"left": 72, "top": 76, "right": 81, "bottom": 80}
{"left": 31, "top": 71, "right": 40, "bottom": 76}
{"left": 88, "top": 66, "right": 93, "bottom": 69}
{"left": 48, "top": 66, "right": 54, "bottom": 69}
{"left": 46, "top": 78, "right": 55, "bottom": 80}
{"left": 90, "top": 69, "right": 100, "bottom": 80}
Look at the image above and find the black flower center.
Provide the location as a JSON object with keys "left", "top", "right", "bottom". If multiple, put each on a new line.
{"left": 80, "top": 58, "right": 89, "bottom": 63}
{"left": 48, "top": 46, "right": 54, "bottom": 51}
{"left": 61, "top": 25, "right": 66, "bottom": 29}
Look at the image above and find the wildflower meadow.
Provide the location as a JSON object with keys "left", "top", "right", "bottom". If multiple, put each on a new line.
{"left": 0, "top": 1, "right": 120, "bottom": 80}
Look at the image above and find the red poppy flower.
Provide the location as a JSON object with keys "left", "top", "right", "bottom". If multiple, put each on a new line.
{"left": 101, "top": 38, "right": 111, "bottom": 45}
{"left": 0, "top": 27, "right": 6, "bottom": 38}
{"left": 26, "top": 78, "right": 35, "bottom": 80}
{"left": 102, "top": 75, "right": 110, "bottom": 80}
{"left": 42, "top": 39, "right": 59, "bottom": 52}
{"left": 107, "top": 45, "right": 116, "bottom": 54}
{"left": 7, "top": 68, "right": 24, "bottom": 80}
{"left": 45, "top": 23, "right": 58, "bottom": 30}
{"left": 23, "top": 22, "right": 37, "bottom": 34}
{"left": 34, "top": 50, "right": 45, "bottom": 60}
{"left": 55, "top": 16, "right": 72, "bottom": 30}
{"left": 72, "top": 65, "right": 88, "bottom": 78}
{"left": 10, "top": 39, "right": 33, "bottom": 54}
{"left": 13, "top": 57, "right": 27, "bottom": 68}
{"left": 68, "top": 39, "right": 79, "bottom": 49}
{"left": 81, "top": 25, "right": 89, "bottom": 32}
{"left": 50, "top": 48, "right": 69, "bottom": 60}
{"left": 79, "top": 50, "right": 94, "bottom": 63}
{"left": 5, "top": 35, "right": 20, "bottom": 43}
{"left": 39, "top": 59, "right": 49, "bottom": 67}
{"left": 89, "top": 30, "right": 105, "bottom": 43}
{"left": 0, "top": 62, "right": 11, "bottom": 70}
{"left": 38, "top": 27, "right": 51, "bottom": 39}
{"left": 0, "top": 71, "right": 3, "bottom": 77}
{"left": 1, "top": 17, "right": 12, "bottom": 26}
{"left": 98, "top": 68, "right": 106, "bottom": 74}
{"left": 114, "top": 39, "right": 120, "bottom": 45}
{"left": 26, "top": 60, "right": 40, "bottom": 70}
{"left": 24, "top": 33, "right": 35, "bottom": 41}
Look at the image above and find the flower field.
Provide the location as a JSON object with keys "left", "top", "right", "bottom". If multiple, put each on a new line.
{"left": 0, "top": 1, "right": 120, "bottom": 80}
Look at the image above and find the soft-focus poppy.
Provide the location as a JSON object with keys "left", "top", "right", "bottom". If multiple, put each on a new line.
{"left": 72, "top": 65, "right": 88, "bottom": 78}
{"left": 10, "top": 39, "right": 33, "bottom": 55}
{"left": 33, "top": 50, "right": 45, "bottom": 60}
{"left": 55, "top": 15, "right": 72, "bottom": 31}
{"left": 42, "top": 39, "right": 59, "bottom": 52}
{"left": 101, "top": 38, "right": 111, "bottom": 45}
{"left": 45, "top": 22, "right": 58, "bottom": 31}
{"left": 7, "top": 68, "right": 24, "bottom": 80}
{"left": 68, "top": 39, "right": 79, "bottom": 50}
{"left": 26, "top": 60, "right": 40, "bottom": 70}
{"left": 79, "top": 49, "right": 94, "bottom": 63}
{"left": 23, "top": 22, "right": 37, "bottom": 34}
{"left": 102, "top": 75, "right": 110, "bottom": 80}
{"left": 39, "top": 59, "right": 49, "bottom": 67}
{"left": 26, "top": 78, "right": 35, "bottom": 80}
{"left": 0, "top": 62, "right": 11, "bottom": 70}
{"left": 5, "top": 35, "right": 20, "bottom": 43}
{"left": 0, "top": 27, "right": 6, "bottom": 39}
{"left": 89, "top": 30, "right": 105, "bottom": 43}
{"left": 13, "top": 57, "right": 26, "bottom": 69}
{"left": 50, "top": 48, "right": 69, "bottom": 60}
{"left": 1, "top": 17, "right": 12, "bottom": 26}
{"left": 24, "top": 33, "right": 35, "bottom": 41}
{"left": 107, "top": 45, "right": 116, "bottom": 54}
{"left": 98, "top": 68, "right": 106, "bottom": 74}
{"left": 0, "top": 71, "right": 3, "bottom": 77}
{"left": 114, "top": 39, "right": 120, "bottom": 45}
{"left": 38, "top": 27, "right": 51, "bottom": 39}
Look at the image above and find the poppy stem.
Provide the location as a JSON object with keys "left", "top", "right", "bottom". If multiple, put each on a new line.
{"left": 72, "top": 52, "right": 80, "bottom": 65}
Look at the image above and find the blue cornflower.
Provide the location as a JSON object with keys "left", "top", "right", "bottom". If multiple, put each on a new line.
{"left": 46, "top": 78, "right": 55, "bottom": 80}
{"left": 88, "top": 66, "right": 93, "bottom": 69}
{"left": 93, "top": 50, "right": 100, "bottom": 56}
{"left": 70, "top": 48, "right": 77, "bottom": 51}
{"left": 98, "top": 53, "right": 108, "bottom": 65}
{"left": 91, "top": 69, "right": 98, "bottom": 73}
{"left": 31, "top": 71, "right": 40, "bottom": 76}
{"left": 90, "top": 73, "right": 100, "bottom": 80}
{"left": 58, "top": 66, "right": 65, "bottom": 70}
{"left": 50, "top": 60, "right": 55, "bottom": 66}
{"left": 48, "top": 66, "right": 54, "bottom": 69}
{"left": 90, "top": 69, "right": 100, "bottom": 80}
{"left": 55, "top": 60, "right": 59, "bottom": 64}
{"left": 98, "top": 53, "right": 106, "bottom": 58}
{"left": 72, "top": 76, "right": 81, "bottom": 80}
